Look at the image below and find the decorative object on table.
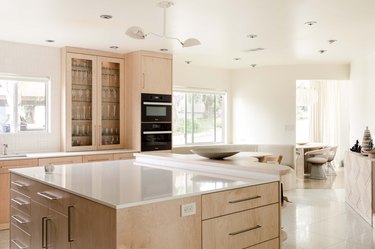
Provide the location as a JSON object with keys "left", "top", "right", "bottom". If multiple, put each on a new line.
{"left": 190, "top": 149, "right": 239, "bottom": 160}
{"left": 362, "top": 126, "right": 372, "bottom": 151}
{"left": 364, "top": 149, "right": 375, "bottom": 159}
{"left": 350, "top": 140, "right": 362, "bottom": 153}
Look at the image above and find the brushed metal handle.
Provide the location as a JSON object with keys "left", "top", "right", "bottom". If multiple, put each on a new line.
{"left": 46, "top": 218, "right": 51, "bottom": 249}
{"left": 11, "top": 181, "right": 26, "bottom": 188}
{"left": 37, "top": 192, "right": 59, "bottom": 200}
{"left": 228, "top": 195, "right": 261, "bottom": 204}
{"left": 229, "top": 225, "right": 262, "bottom": 236}
{"left": 11, "top": 215, "right": 29, "bottom": 224}
{"left": 11, "top": 198, "right": 28, "bottom": 206}
{"left": 142, "top": 73, "right": 145, "bottom": 89}
{"left": 11, "top": 239, "right": 28, "bottom": 249}
{"left": 143, "top": 131, "right": 172, "bottom": 135}
{"left": 68, "top": 206, "right": 74, "bottom": 242}
{"left": 42, "top": 217, "right": 47, "bottom": 248}
{"left": 143, "top": 101, "right": 173, "bottom": 106}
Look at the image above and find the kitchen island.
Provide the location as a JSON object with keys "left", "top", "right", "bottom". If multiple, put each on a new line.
{"left": 9, "top": 159, "right": 280, "bottom": 249}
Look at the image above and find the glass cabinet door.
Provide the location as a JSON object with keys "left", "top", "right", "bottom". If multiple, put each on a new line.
{"left": 98, "top": 57, "right": 123, "bottom": 149}
{"left": 69, "top": 55, "right": 96, "bottom": 150}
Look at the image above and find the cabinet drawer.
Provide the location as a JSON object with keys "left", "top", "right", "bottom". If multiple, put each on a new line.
{"left": 10, "top": 174, "right": 34, "bottom": 198}
{"left": 202, "top": 182, "right": 279, "bottom": 219}
{"left": 32, "top": 182, "right": 72, "bottom": 216}
{"left": 82, "top": 154, "right": 114, "bottom": 162}
{"left": 38, "top": 156, "right": 83, "bottom": 166}
{"left": 10, "top": 206, "right": 31, "bottom": 235}
{"left": 0, "top": 159, "right": 38, "bottom": 174}
{"left": 10, "top": 224, "right": 30, "bottom": 249}
{"left": 202, "top": 204, "right": 279, "bottom": 249}
{"left": 11, "top": 190, "right": 31, "bottom": 215}
{"left": 248, "top": 238, "right": 279, "bottom": 249}
{"left": 113, "top": 153, "right": 134, "bottom": 160}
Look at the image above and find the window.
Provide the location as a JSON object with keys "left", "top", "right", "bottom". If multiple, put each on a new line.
{"left": 173, "top": 89, "right": 226, "bottom": 145}
{"left": 0, "top": 75, "right": 49, "bottom": 133}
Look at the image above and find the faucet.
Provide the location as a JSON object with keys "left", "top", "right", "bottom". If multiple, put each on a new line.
{"left": 3, "top": 144, "right": 8, "bottom": 155}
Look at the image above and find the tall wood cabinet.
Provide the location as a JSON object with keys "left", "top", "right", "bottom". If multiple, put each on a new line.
{"left": 125, "top": 51, "right": 173, "bottom": 150}
{"left": 61, "top": 47, "right": 125, "bottom": 152}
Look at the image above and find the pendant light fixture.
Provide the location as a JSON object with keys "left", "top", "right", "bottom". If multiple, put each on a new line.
{"left": 125, "top": 1, "right": 201, "bottom": 48}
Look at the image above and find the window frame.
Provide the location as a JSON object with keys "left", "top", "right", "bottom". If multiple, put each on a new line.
{"left": 0, "top": 74, "right": 50, "bottom": 134}
{"left": 172, "top": 87, "right": 227, "bottom": 146}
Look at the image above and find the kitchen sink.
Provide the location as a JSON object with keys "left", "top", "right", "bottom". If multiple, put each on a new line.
{"left": 0, "top": 154, "right": 27, "bottom": 158}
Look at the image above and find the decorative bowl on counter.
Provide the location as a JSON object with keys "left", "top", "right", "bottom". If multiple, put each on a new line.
{"left": 190, "top": 148, "right": 239, "bottom": 160}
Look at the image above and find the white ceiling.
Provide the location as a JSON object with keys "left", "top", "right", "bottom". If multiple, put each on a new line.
{"left": 1, "top": 0, "right": 375, "bottom": 69}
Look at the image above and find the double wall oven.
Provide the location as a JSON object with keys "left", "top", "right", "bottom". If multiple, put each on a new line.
{"left": 141, "top": 93, "right": 172, "bottom": 151}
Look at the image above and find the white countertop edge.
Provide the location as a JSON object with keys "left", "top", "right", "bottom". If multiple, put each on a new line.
{"left": 0, "top": 149, "right": 138, "bottom": 161}
{"left": 135, "top": 154, "right": 281, "bottom": 181}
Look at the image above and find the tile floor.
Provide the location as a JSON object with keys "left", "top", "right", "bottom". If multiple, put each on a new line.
{"left": 1, "top": 167, "right": 374, "bottom": 249}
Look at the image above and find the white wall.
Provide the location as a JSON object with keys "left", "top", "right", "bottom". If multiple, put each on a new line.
{"left": 173, "top": 61, "right": 233, "bottom": 142}
{"left": 349, "top": 53, "right": 375, "bottom": 145}
{"left": 231, "top": 64, "right": 350, "bottom": 146}
{"left": 0, "top": 41, "right": 61, "bottom": 153}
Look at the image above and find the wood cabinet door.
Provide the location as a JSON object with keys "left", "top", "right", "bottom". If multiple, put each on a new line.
{"left": 48, "top": 209, "right": 70, "bottom": 249}
{"left": 0, "top": 173, "right": 10, "bottom": 229}
{"left": 82, "top": 154, "right": 114, "bottom": 163}
{"left": 141, "top": 56, "right": 172, "bottom": 94}
{"left": 30, "top": 200, "right": 49, "bottom": 248}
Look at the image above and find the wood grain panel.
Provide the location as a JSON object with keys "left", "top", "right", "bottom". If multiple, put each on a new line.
{"left": 202, "top": 182, "right": 279, "bottom": 220}
{"left": 82, "top": 154, "right": 114, "bottom": 162}
{"left": 117, "top": 196, "right": 201, "bottom": 249}
{"left": 38, "top": 156, "right": 83, "bottom": 166}
{"left": 202, "top": 204, "right": 279, "bottom": 249}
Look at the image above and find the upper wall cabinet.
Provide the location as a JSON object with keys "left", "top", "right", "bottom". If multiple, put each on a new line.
{"left": 61, "top": 47, "right": 125, "bottom": 152}
{"left": 126, "top": 51, "right": 172, "bottom": 95}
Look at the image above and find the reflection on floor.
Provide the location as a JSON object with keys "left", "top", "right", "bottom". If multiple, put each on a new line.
{"left": 1, "top": 167, "right": 372, "bottom": 249}
{"left": 283, "top": 167, "right": 375, "bottom": 249}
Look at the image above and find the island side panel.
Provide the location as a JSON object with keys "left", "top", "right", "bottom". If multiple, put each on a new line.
{"left": 116, "top": 195, "right": 202, "bottom": 249}
{"left": 70, "top": 194, "right": 117, "bottom": 249}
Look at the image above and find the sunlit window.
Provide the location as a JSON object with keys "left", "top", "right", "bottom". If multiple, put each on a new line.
{"left": 0, "top": 75, "right": 49, "bottom": 133}
{"left": 173, "top": 89, "right": 226, "bottom": 145}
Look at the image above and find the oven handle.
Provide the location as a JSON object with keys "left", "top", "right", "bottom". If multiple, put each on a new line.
{"left": 143, "top": 131, "right": 173, "bottom": 135}
{"left": 143, "top": 102, "right": 172, "bottom": 106}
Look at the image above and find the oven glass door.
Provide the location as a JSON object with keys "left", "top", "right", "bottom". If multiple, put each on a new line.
{"left": 141, "top": 131, "right": 172, "bottom": 151}
{"left": 142, "top": 102, "right": 172, "bottom": 122}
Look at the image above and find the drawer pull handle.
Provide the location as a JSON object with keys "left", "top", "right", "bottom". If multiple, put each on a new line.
{"left": 11, "top": 215, "right": 29, "bottom": 224}
{"left": 68, "top": 206, "right": 74, "bottom": 242}
{"left": 11, "top": 181, "right": 26, "bottom": 188}
{"left": 229, "top": 225, "right": 262, "bottom": 236}
{"left": 228, "top": 195, "right": 261, "bottom": 204}
{"left": 11, "top": 239, "right": 28, "bottom": 249}
{"left": 11, "top": 198, "right": 28, "bottom": 206}
{"left": 37, "top": 192, "right": 59, "bottom": 200}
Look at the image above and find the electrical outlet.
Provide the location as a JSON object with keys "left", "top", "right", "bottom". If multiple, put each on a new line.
{"left": 181, "top": 202, "right": 196, "bottom": 217}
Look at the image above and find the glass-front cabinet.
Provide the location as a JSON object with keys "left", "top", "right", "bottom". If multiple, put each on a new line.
{"left": 64, "top": 51, "right": 124, "bottom": 151}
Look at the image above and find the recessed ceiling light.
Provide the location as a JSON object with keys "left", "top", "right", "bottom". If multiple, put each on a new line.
{"left": 100, "top": 15, "right": 113, "bottom": 19}
{"left": 247, "top": 34, "right": 258, "bottom": 39}
{"left": 328, "top": 39, "right": 337, "bottom": 44}
{"left": 250, "top": 64, "right": 257, "bottom": 68}
{"left": 244, "top": 48, "right": 265, "bottom": 52}
{"left": 319, "top": 50, "right": 327, "bottom": 54}
{"left": 160, "top": 48, "right": 168, "bottom": 52}
{"left": 110, "top": 46, "right": 119, "bottom": 49}
{"left": 233, "top": 58, "right": 241, "bottom": 61}
{"left": 45, "top": 40, "right": 55, "bottom": 43}
{"left": 305, "top": 21, "right": 317, "bottom": 26}
{"left": 185, "top": 61, "right": 192, "bottom": 64}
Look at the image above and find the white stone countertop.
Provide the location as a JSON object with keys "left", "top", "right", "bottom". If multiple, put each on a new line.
{"left": 10, "top": 159, "right": 277, "bottom": 209}
{"left": 135, "top": 152, "right": 292, "bottom": 178}
{"left": 0, "top": 149, "right": 138, "bottom": 161}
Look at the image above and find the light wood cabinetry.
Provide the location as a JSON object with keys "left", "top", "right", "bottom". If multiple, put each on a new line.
{"left": 82, "top": 154, "right": 114, "bottom": 162}
{"left": 0, "top": 159, "right": 38, "bottom": 230}
{"left": 62, "top": 47, "right": 125, "bottom": 152}
{"left": 38, "top": 156, "right": 83, "bottom": 166}
{"left": 201, "top": 182, "right": 280, "bottom": 249}
{"left": 125, "top": 51, "right": 172, "bottom": 150}
{"left": 113, "top": 152, "right": 134, "bottom": 160}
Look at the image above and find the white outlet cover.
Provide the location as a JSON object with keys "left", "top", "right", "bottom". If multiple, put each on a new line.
{"left": 181, "top": 202, "right": 196, "bottom": 217}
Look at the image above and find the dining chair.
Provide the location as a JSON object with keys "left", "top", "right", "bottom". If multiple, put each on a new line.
{"left": 305, "top": 148, "right": 330, "bottom": 180}
{"left": 325, "top": 146, "right": 338, "bottom": 176}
